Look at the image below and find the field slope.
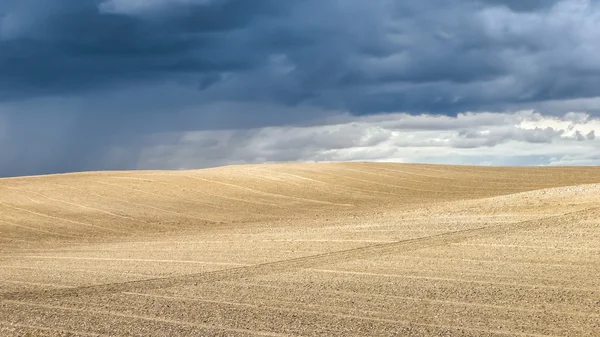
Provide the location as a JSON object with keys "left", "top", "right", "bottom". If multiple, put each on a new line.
{"left": 1, "top": 162, "right": 599, "bottom": 336}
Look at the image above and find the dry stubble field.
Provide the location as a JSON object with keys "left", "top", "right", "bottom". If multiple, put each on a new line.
{"left": 0, "top": 162, "right": 599, "bottom": 336}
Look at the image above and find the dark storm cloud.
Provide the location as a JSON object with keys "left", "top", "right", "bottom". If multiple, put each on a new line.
{"left": 0, "top": 0, "right": 285, "bottom": 98}
{"left": 480, "top": 0, "right": 562, "bottom": 11}
{"left": 2, "top": 0, "right": 599, "bottom": 109}
{"left": 1, "top": 0, "right": 600, "bottom": 176}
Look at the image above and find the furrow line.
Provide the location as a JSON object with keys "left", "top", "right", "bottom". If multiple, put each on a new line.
{"left": 2, "top": 301, "right": 291, "bottom": 337}
{"left": 5, "top": 186, "right": 139, "bottom": 222}
{"left": 0, "top": 202, "right": 124, "bottom": 234}
{"left": 1, "top": 207, "right": 596, "bottom": 301}
{"left": 177, "top": 174, "right": 354, "bottom": 207}
{"left": 0, "top": 321, "right": 111, "bottom": 337}
{"left": 0, "top": 219, "right": 77, "bottom": 238}
{"left": 114, "top": 293, "right": 556, "bottom": 337}
{"left": 308, "top": 269, "right": 600, "bottom": 292}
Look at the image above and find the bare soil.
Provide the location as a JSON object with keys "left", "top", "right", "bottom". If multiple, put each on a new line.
{"left": 1, "top": 162, "right": 599, "bottom": 336}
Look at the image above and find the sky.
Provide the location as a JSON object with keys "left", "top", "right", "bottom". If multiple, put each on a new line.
{"left": 1, "top": 0, "right": 600, "bottom": 177}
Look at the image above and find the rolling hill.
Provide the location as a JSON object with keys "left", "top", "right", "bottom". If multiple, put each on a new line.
{"left": 1, "top": 163, "right": 600, "bottom": 336}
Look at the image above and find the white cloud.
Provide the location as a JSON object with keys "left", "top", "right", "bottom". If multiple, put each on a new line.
{"left": 132, "top": 110, "right": 600, "bottom": 169}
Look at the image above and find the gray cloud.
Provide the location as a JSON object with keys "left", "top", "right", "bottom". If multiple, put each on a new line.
{"left": 587, "top": 130, "right": 596, "bottom": 140}
{"left": 481, "top": 0, "right": 563, "bottom": 11}
{"left": 3, "top": 0, "right": 600, "bottom": 109}
{"left": 2, "top": 0, "right": 600, "bottom": 176}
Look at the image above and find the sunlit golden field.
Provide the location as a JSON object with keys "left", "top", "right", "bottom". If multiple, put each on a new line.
{"left": 1, "top": 163, "right": 599, "bottom": 336}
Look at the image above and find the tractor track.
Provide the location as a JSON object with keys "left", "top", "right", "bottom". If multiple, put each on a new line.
{"left": 2, "top": 206, "right": 596, "bottom": 302}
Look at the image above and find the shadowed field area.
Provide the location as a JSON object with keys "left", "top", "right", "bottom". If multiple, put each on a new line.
{"left": 1, "top": 162, "right": 600, "bottom": 336}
